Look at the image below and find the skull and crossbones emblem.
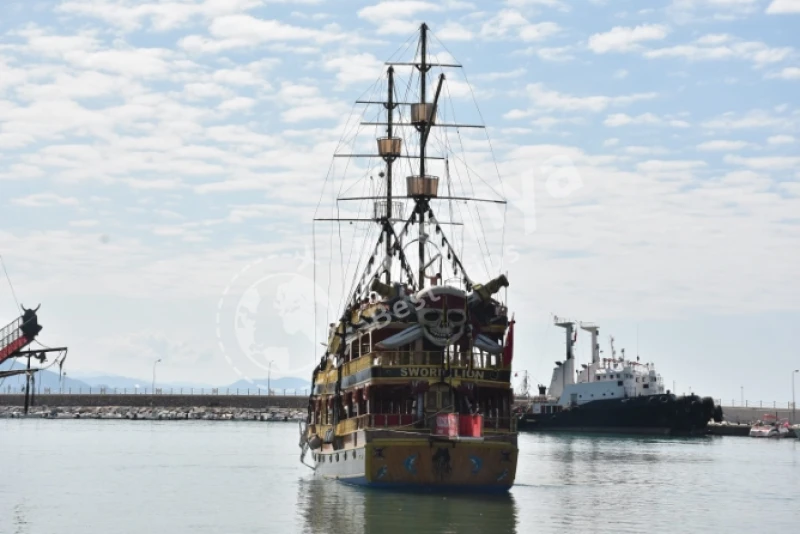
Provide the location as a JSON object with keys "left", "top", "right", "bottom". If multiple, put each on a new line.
{"left": 417, "top": 294, "right": 467, "bottom": 346}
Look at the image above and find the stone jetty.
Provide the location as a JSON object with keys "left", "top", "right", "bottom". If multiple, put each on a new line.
{"left": 0, "top": 405, "right": 306, "bottom": 421}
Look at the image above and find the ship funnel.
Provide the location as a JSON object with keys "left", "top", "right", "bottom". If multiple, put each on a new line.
{"left": 580, "top": 323, "right": 600, "bottom": 364}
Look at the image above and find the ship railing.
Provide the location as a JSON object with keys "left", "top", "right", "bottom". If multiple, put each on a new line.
{"left": 334, "top": 413, "right": 416, "bottom": 435}
{"left": 331, "top": 413, "right": 516, "bottom": 435}
{"left": 483, "top": 416, "right": 517, "bottom": 433}
{"left": 342, "top": 351, "right": 510, "bottom": 375}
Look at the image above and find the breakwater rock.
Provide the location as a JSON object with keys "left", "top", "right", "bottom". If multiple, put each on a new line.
{"left": 0, "top": 405, "right": 306, "bottom": 421}
{"left": 0, "top": 393, "right": 308, "bottom": 410}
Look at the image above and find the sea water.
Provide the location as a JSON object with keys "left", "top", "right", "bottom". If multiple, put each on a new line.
{"left": 1, "top": 420, "right": 797, "bottom": 533}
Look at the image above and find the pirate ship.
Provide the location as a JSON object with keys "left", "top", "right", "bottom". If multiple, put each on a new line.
{"left": 299, "top": 23, "right": 518, "bottom": 490}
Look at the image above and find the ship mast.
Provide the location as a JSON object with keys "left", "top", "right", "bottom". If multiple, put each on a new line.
{"left": 316, "top": 22, "right": 507, "bottom": 309}
{"left": 382, "top": 66, "right": 397, "bottom": 284}
{"left": 410, "top": 23, "right": 445, "bottom": 289}
{"left": 417, "top": 24, "right": 429, "bottom": 289}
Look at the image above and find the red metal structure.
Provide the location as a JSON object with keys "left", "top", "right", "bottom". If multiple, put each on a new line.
{"left": 0, "top": 305, "right": 42, "bottom": 365}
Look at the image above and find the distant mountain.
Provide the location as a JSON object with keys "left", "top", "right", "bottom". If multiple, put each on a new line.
{"left": 226, "top": 377, "right": 311, "bottom": 394}
{"left": 0, "top": 361, "right": 90, "bottom": 393}
{"left": 1, "top": 362, "right": 310, "bottom": 395}
{"left": 76, "top": 374, "right": 214, "bottom": 390}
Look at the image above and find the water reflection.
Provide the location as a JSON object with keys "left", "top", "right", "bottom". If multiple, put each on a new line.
{"left": 297, "top": 478, "right": 519, "bottom": 534}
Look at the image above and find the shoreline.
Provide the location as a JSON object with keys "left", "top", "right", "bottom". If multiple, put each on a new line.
{"left": 0, "top": 405, "right": 306, "bottom": 421}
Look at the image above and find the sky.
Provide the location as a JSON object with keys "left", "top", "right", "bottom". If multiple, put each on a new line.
{"left": 0, "top": 0, "right": 799, "bottom": 403}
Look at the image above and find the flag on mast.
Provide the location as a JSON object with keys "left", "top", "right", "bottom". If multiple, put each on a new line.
{"left": 503, "top": 314, "right": 515, "bottom": 368}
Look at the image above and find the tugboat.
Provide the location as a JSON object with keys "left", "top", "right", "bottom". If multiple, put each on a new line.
{"left": 298, "top": 23, "right": 517, "bottom": 490}
{"left": 516, "top": 318, "right": 722, "bottom": 435}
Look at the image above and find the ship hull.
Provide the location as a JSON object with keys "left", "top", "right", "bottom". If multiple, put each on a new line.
{"left": 517, "top": 394, "right": 718, "bottom": 436}
{"left": 311, "top": 433, "right": 517, "bottom": 492}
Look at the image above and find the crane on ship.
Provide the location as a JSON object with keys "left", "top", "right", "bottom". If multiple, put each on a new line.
{"left": 1, "top": 256, "right": 68, "bottom": 413}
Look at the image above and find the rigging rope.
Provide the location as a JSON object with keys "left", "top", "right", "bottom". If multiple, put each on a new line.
{"left": 0, "top": 254, "right": 21, "bottom": 314}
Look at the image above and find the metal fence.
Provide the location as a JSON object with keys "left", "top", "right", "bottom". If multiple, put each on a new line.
{"left": 512, "top": 395, "right": 795, "bottom": 409}
{"left": 715, "top": 399, "right": 796, "bottom": 409}
{"left": 0, "top": 386, "right": 309, "bottom": 396}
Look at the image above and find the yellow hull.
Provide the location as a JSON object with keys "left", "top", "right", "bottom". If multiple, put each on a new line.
{"left": 360, "top": 438, "right": 517, "bottom": 490}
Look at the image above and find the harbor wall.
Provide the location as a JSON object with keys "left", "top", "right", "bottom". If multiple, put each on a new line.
{"left": 0, "top": 394, "right": 308, "bottom": 410}
{"left": 1, "top": 395, "right": 794, "bottom": 424}
{"left": 716, "top": 406, "right": 796, "bottom": 424}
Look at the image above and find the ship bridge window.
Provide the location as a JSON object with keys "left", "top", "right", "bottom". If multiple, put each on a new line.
{"left": 617, "top": 381, "right": 623, "bottom": 386}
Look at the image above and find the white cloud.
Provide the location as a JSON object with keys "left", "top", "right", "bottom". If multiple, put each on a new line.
{"left": 277, "top": 82, "right": 348, "bottom": 123}
{"left": 218, "top": 96, "right": 256, "bottom": 111}
{"left": 697, "top": 139, "right": 750, "bottom": 151}
{"left": 69, "top": 219, "right": 100, "bottom": 227}
{"left": 637, "top": 159, "right": 707, "bottom": 173}
{"left": 702, "top": 109, "right": 798, "bottom": 129}
{"left": 358, "top": 1, "right": 472, "bottom": 34}
{"left": 437, "top": 21, "right": 474, "bottom": 41}
{"left": 669, "top": 0, "right": 763, "bottom": 21}
{"left": 358, "top": 1, "right": 441, "bottom": 23}
{"left": 56, "top": 0, "right": 266, "bottom": 32}
{"left": 506, "top": 0, "right": 569, "bottom": 9}
{"left": 480, "top": 10, "right": 561, "bottom": 41}
{"left": 179, "top": 16, "right": 349, "bottom": 53}
{"left": 767, "top": 67, "right": 800, "bottom": 79}
{"left": 536, "top": 46, "right": 575, "bottom": 61}
{"left": 324, "top": 53, "right": 385, "bottom": 85}
{"left": 767, "top": 134, "right": 796, "bottom": 144}
{"left": 766, "top": 0, "right": 800, "bottom": 13}
{"left": 613, "top": 69, "right": 629, "bottom": 79}
{"left": 588, "top": 24, "right": 669, "bottom": 53}
{"left": 645, "top": 35, "right": 794, "bottom": 66}
{"left": 183, "top": 82, "right": 232, "bottom": 100}
{"left": 623, "top": 145, "right": 670, "bottom": 155}
{"left": 12, "top": 193, "right": 80, "bottom": 207}
{"left": 474, "top": 68, "right": 527, "bottom": 81}
{"left": 604, "top": 113, "right": 690, "bottom": 127}
{"left": 508, "top": 84, "right": 657, "bottom": 116}
{"left": 724, "top": 155, "right": 800, "bottom": 170}
{"left": 603, "top": 138, "right": 620, "bottom": 147}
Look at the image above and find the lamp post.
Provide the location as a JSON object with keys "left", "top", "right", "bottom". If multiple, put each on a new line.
{"left": 152, "top": 359, "right": 162, "bottom": 394}
{"left": 267, "top": 360, "right": 273, "bottom": 396}
{"left": 793, "top": 370, "right": 799, "bottom": 423}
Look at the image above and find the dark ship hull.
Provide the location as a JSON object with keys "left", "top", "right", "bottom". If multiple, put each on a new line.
{"left": 517, "top": 394, "right": 722, "bottom": 436}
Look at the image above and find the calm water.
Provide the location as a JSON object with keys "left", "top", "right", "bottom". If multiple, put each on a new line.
{"left": 1, "top": 420, "right": 798, "bottom": 534}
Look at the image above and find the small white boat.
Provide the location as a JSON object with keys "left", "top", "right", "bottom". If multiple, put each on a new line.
{"left": 749, "top": 414, "right": 791, "bottom": 438}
